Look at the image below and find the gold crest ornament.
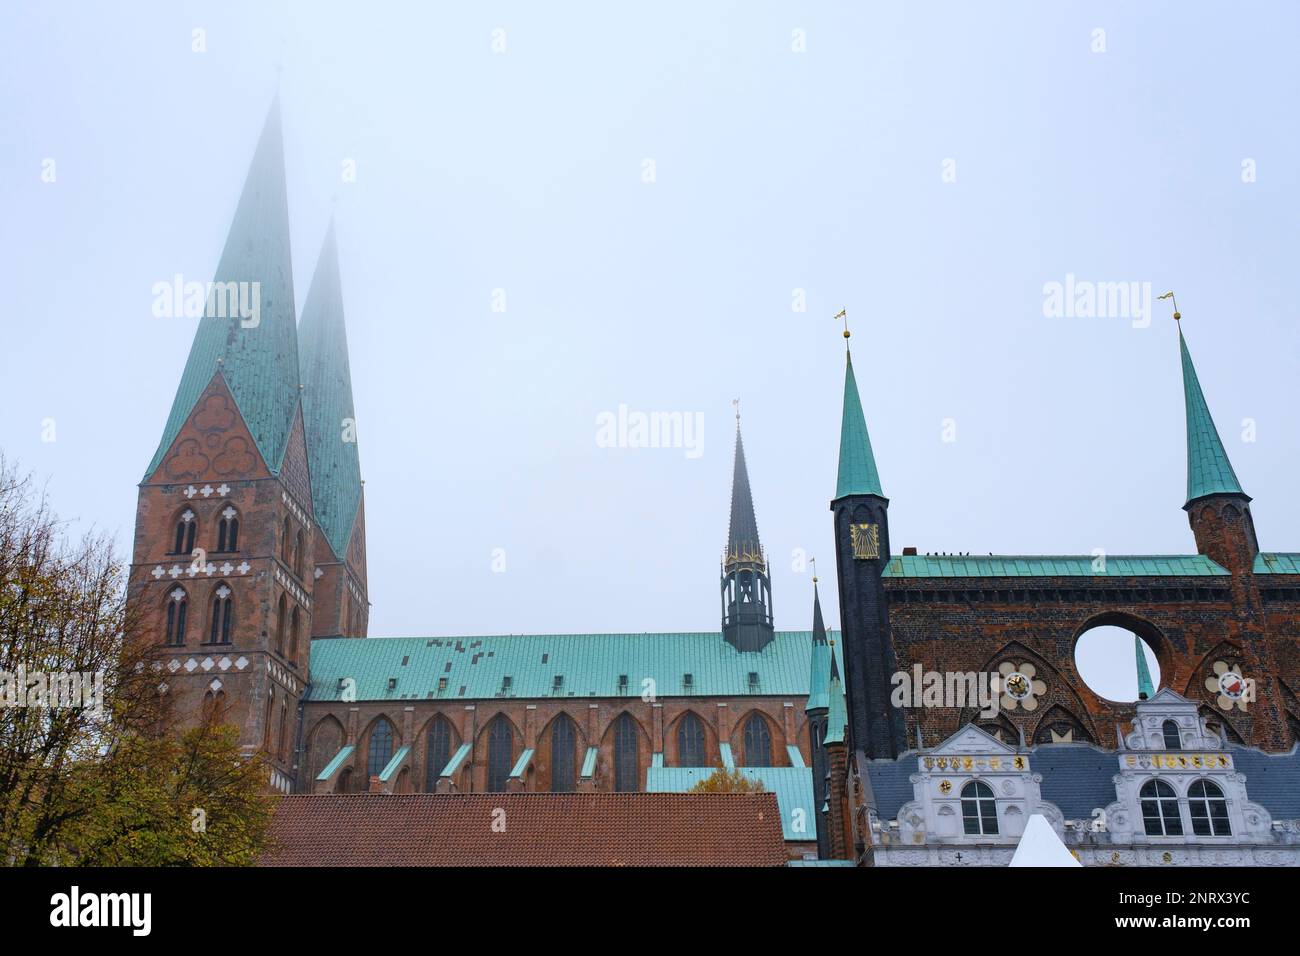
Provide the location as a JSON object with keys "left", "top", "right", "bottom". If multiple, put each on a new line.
{"left": 850, "top": 523, "right": 880, "bottom": 560}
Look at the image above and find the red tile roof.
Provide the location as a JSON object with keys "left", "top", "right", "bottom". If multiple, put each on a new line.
{"left": 263, "top": 792, "right": 787, "bottom": 867}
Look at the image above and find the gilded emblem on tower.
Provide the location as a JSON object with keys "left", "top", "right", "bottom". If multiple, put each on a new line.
{"left": 850, "top": 522, "right": 880, "bottom": 560}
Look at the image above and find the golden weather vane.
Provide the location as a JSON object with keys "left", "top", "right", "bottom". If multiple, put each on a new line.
{"left": 810, "top": 556, "right": 818, "bottom": 583}
{"left": 731, "top": 397, "right": 740, "bottom": 423}
{"left": 834, "top": 308, "right": 849, "bottom": 341}
{"left": 1158, "top": 291, "right": 1181, "bottom": 322}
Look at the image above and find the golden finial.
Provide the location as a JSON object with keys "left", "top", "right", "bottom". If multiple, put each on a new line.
{"left": 1158, "top": 291, "right": 1181, "bottom": 323}
{"left": 834, "top": 308, "right": 849, "bottom": 342}
{"left": 811, "top": 557, "right": 818, "bottom": 584}
{"left": 731, "top": 397, "right": 740, "bottom": 423}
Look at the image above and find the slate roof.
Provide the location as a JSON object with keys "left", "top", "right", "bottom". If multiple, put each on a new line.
{"left": 645, "top": 766, "right": 815, "bottom": 841}
{"left": 262, "top": 792, "right": 788, "bottom": 866}
{"left": 834, "top": 350, "right": 884, "bottom": 500}
{"left": 1229, "top": 746, "right": 1300, "bottom": 819}
{"left": 306, "top": 630, "right": 841, "bottom": 703}
{"left": 865, "top": 742, "right": 1300, "bottom": 822}
{"left": 724, "top": 424, "right": 763, "bottom": 563}
{"left": 145, "top": 98, "right": 301, "bottom": 479}
{"left": 298, "top": 221, "right": 363, "bottom": 559}
{"left": 882, "top": 554, "right": 1229, "bottom": 578}
{"left": 1179, "top": 328, "right": 1245, "bottom": 504}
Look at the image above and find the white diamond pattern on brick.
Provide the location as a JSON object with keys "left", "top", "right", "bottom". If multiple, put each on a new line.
{"left": 201, "top": 657, "right": 214, "bottom": 671}
{"left": 184, "top": 659, "right": 198, "bottom": 672}
{"left": 200, "top": 485, "right": 213, "bottom": 497}
{"left": 209, "top": 679, "right": 222, "bottom": 692}
{"left": 184, "top": 486, "right": 197, "bottom": 498}
{"left": 218, "top": 657, "right": 231, "bottom": 671}
{"left": 217, "top": 484, "right": 231, "bottom": 496}
{"left": 167, "top": 659, "right": 180, "bottom": 672}
{"left": 235, "top": 656, "right": 249, "bottom": 670}
{"left": 237, "top": 561, "right": 250, "bottom": 575}
{"left": 152, "top": 566, "right": 165, "bottom": 579}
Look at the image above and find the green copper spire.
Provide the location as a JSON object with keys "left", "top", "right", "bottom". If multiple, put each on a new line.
{"left": 1179, "top": 328, "right": 1244, "bottom": 505}
{"left": 299, "top": 220, "right": 363, "bottom": 560}
{"left": 1134, "top": 635, "right": 1155, "bottom": 701}
{"left": 145, "top": 97, "right": 300, "bottom": 478}
{"left": 834, "top": 351, "right": 883, "bottom": 500}
{"left": 824, "top": 647, "right": 847, "bottom": 745}
{"left": 805, "top": 578, "right": 831, "bottom": 713}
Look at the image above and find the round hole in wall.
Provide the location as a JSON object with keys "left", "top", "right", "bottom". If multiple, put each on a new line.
{"left": 1073, "top": 624, "right": 1161, "bottom": 703}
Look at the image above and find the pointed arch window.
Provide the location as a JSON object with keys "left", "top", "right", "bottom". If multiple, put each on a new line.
{"left": 1188, "top": 779, "right": 1231, "bottom": 836}
{"left": 425, "top": 717, "right": 453, "bottom": 791}
{"left": 288, "top": 606, "right": 300, "bottom": 663}
{"left": 217, "top": 505, "right": 240, "bottom": 552}
{"left": 550, "top": 715, "right": 576, "bottom": 792}
{"left": 274, "top": 593, "right": 287, "bottom": 655}
{"left": 367, "top": 718, "right": 395, "bottom": 779}
{"left": 743, "top": 713, "right": 772, "bottom": 767}
{"left": 1140, "top": 779, "right": 1183, "bottom": 836}
{"left": 678, "top": 712, "right": 706, "bottom": 766}
{"left": 281, "top": 517, "right": 292, "bottom": 566}
{"left": 613, "top": 713, "right": 639, "bottom": 792}
{"left": 961, "top": 780, "right": 999, "bottom": 835}
{"left": 208, "top": 584, "right": 233, "bottom": 645}
{"left": 1162, "top": 720, "right": 1182, "bottom": 750}
{"left": 486, "top": 716, "right": 513, "bottom": 792}
{"left": 165, "top": 587, "right": 189, "bottom": 646}
{"left": 173, "top": 509, "right": 197, "bottom": 555}
{"left": 277, "top": 700, "right": 289, "bottom": 761}
{"left": 294, "top": 529, "right": 305, "bottom": 579}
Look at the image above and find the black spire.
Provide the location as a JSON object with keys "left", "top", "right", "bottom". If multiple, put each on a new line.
{"left": 721, "top": 418, "right": 774, "bottom": 651}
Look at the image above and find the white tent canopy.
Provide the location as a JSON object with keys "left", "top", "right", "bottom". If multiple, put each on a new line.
{"left": 1008, "top": 814, "right": 1082, "bottom": 867}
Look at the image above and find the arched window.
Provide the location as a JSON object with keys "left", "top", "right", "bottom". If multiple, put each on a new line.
{"left": 173, "top": 509, "right": 196, "bottom": 555}
{"left": 1162, "top": 720, "right": 1181, "bottom": 750}
{"left": 165, "top": 587, "right": 188, "bottom": 646}
{"left": 295, "top": 529, "right": 306, "bottom": 578}
{"left": 743, "top": 713, "right": 772, "bottom": 767}
{"left": 425, "top": 717, "right": 453, "bottom": 791}
{"left": 367, "top": 718, "right": 395, "bottom": 779}
{"left": 486, "top": 716, "right": 513, "bottom": 792}
{"left": 613, "top": 713, "right": 638, "bottom": 792}
{"left": 288, "top": 606, "right": 300, "bottom": 663}
{"left": 217, "top": 505, "right": 240, "bottom": 552}
{"left": 961, "top": 780, "right": 999, "bottom": 835}
{"left": 1140, "top": 779, "right": 1183, "bottom": 836}
{"left": 550, "top": 715, "right": 576, "bottom": 792}
{"left": 678, "top": 712, "right": 706, "bottom": 766}
{"left": 209, "top": 584, "right": 233, "bottom": 645}
{"left": 274, "top": 593, "right": 287, "bottom": 655}
{"left": 281, "top": 517, "right": 292, "bottom": 565}
{"left": 277, "top": 700, "right": 289, "bottom": 761}
{"left": 1188, "top": 779, "right": 1231, "bottom": 836}
{"left": 263, "top": 691, "right": 275, "bottom": 752}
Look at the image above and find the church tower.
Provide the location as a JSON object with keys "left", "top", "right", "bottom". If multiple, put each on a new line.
{"left": 299, "top": 221, "right": 369, "bottom": 639}
{"left": 829, "top": 343, "right": 906, "bottom": 758}
{"left": 1178, "top": 324, "right": 1258, "bottom": 574}
{"left": 804, "top": 576, "right": 832, "bottom": 858}
{"left": 128, "top": 99, "right": 312, "bottom": 793}
{"left": 721, "top": 417, "right": 774, "bottom": 651}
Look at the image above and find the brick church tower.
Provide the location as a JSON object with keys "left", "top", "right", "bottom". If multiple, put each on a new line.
{"left": 128, "top": 99, "right": 367, "bottom": 793}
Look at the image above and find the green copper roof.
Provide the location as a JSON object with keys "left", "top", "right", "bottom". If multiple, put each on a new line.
{"left": 145, "top": 99, "right": 301, "bottom": 479}
{"left": 725, "top": 424, "right": 763, "bottom": 564}
{"left": 1253, "top": 553, "right": 1300, "bottom": 574}
{"left": 806, "top": 582, "right": 831, "bottom": 713}
{"left": 306, "top": 630, "right": 841, "bottom": 703}
{"left": 1134, "top": 636, "right": 1155, "bottom": 700}
{"left": 646, "top": 766, "right": 814, "bottom": 841}
{"left": 834, "top": 351, "right": 883, "bottom": 500}
{"left": 1180, "top": 329, "right": 1245, "bottom": 504}
{"left": 315, "top": 744, "right": 354, "bottom": 781}
{"left": 378, "top": 745, "right": 411, "bottom": 782}
{"left": 299, "top": 222, "right": 363, "bottom": 558}
{"left": 882, "top": 554, "right": 1229, "bottom": 578}
{"left": 824, "top": 654, "right": 847, "bottom": 746}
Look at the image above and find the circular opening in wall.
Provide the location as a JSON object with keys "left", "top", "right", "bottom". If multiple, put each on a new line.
{"left": 1073, "top": 625, "right": 1161, "bottom": 703}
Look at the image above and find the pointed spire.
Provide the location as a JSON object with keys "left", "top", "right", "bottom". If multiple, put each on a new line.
{"left": 299, "top": 219, "right": 363, "bottom": 560}
{"left": 1179, "top": 327, "right": 1245, "bottom": 505}
{"left": 725, "top": 421, "right": 763, "bottom": 566}
{"left": 146, "top": 97, "right": 299, "bottom": 478}
{"left": 824, "top": 643, "right": 847, "bottom": 745}
{"left": 1134, "top": 635, "right": 1155, "bottom": 701}
{"left": 834, "top": 351, "right": 884, "bottom": 500}
{"left": 806, "top": 577, "right": 831, "bottom": 713}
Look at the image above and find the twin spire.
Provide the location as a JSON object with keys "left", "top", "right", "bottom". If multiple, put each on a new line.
{"left": 147, "top": 98, "right": 363, "bottom": 559}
